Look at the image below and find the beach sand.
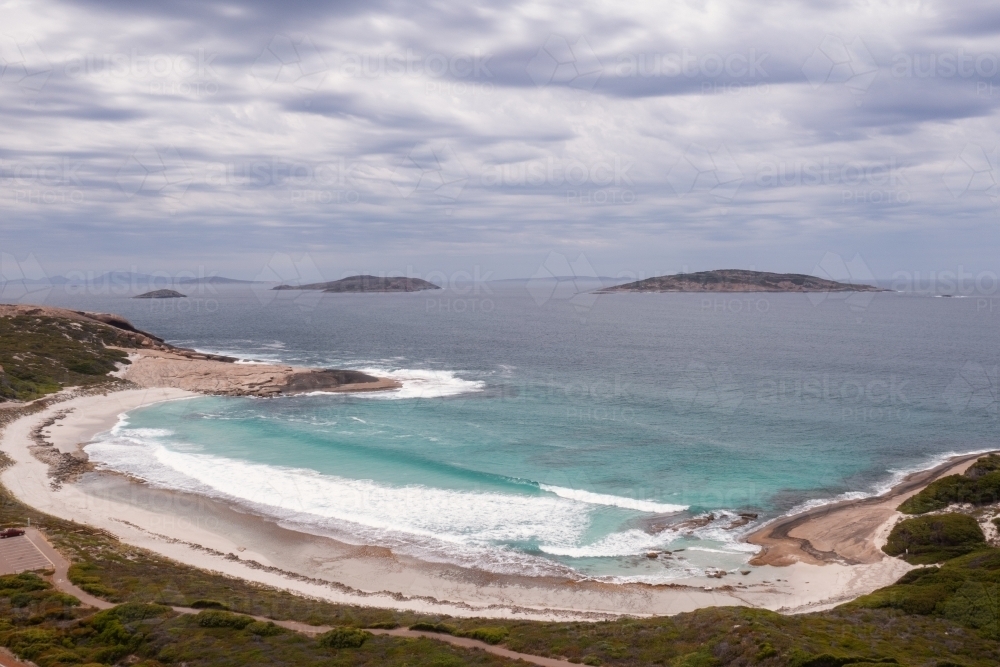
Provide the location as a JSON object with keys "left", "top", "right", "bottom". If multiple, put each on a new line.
{"left": 0, "top": 389, "right": 923, "bottom": 620}
{"left": 747, "top": 451, "right": 996, "bottom": 567}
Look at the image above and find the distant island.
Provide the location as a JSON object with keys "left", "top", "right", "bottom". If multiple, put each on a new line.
{"left": 133, "top": 289, "right": 186, "bottom": 299}
{"left": 597, "top": 269, "right": 884, "bottom": 293}
{"left": 273, "top": 275, "right": 441, "bottom": 292}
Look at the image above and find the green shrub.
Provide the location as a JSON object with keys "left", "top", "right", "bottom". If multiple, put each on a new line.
{"left": 245, "top": 621, "right": 284, "bottom": 636}
{"left": 410, "top": 621, "right": 456, "bottom": 634}
{"left": 899, "top": 458, "right": 1000, "bottom": 514}
{"left": 316, "top": 626, "right": 372, "bottom": 649}
{"left": 967, "top": 454, "right": 1000, "bottom": 479}
{"left": 195, "top": 609, "right": 255, "bottom": 629}
{"left": 96, "top": 602, "right": 170, "bottom": 626}
{"left": 0, "top": 572, "right": 49, "bottom": 594}
{"left": 10, "top": 591, "right": 32, "bottom": 608}
{"left": 883, "top": 514, "right": 986, "bottom": 563}
{"left": 940, "top": 581, "right": 1000, "bottom": 639}
{"left": 459, "top": 626, "right": 509, "bottom": 644}
{"left": 364, "top": 621, "right": 399, "bottom": 629}
{"left": 190, "top": 599, "right": 228, "bottom": 609}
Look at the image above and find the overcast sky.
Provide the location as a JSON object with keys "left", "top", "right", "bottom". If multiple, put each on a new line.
{"left": 2, "top": 0, "right": 1000, "bottom": 282}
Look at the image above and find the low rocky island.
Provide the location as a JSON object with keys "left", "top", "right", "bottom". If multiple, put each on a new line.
{"left": 273, "top": 274, "right": 440, "bottom": 292}
{"left": 133, "top": 289, "right": 186, "bottom": 299}
{"left": 598, "top": 269, "right": 884, "bottom": 293}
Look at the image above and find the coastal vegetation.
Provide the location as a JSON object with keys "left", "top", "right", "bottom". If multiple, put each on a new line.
{"left": 882, "top": 514, "right": 987, "bottom": 564}
{"left": 898, "top": 455, "right": 1000, "bottom": 514}
{"left": 0, "top": 313, "right": 138, "bottom": 401}
{"left": 0, "top": 575, "right": 515, "bottom": 667}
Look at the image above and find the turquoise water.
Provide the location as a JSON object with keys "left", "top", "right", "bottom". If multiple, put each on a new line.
{"left": 55, "top": 285, "right": 1000, "bottom": 581}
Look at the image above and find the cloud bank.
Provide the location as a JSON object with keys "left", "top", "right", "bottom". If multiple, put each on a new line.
{"left": 1, "top": 0, "right": 999, "bottom": 279}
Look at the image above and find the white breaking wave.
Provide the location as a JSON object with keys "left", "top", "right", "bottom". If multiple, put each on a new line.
{"left": 540, "top": 529, "right": 668, "bottom": 558}
{"left": 87, "top": 425, "right": 587, "bottom": 547}
{"left": 85, "top": 418, "right": 749, "bottom": 578}
{"left": 538, "top": 484, "right": 687, "bottom": 514}
{"left": 356, "top": 368, "right": 485, "bottom": 399}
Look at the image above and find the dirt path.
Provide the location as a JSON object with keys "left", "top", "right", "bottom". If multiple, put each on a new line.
{"left": 747, "top": 451, "right": 995, "bottom": 566}
{"left": 0, "top": 648, "right": 31, "bottom": 667}
{"left": 25, "top": 529, "right": 578, "bottom": 667}
{"left": 24, "top": 528, "right": 113, "bottom": 609}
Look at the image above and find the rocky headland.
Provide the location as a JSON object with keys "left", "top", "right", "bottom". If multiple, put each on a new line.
{"left": 0, "top": 303, "right": 399, "bottom": 400}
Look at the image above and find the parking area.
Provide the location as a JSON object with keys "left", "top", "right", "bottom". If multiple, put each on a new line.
{"left": 0, "top": 535, "right": 54, "bottom": 575}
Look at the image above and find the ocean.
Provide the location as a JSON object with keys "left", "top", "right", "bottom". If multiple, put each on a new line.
{"left": 40, "top": 282, "right": 1000, "bottom": 582}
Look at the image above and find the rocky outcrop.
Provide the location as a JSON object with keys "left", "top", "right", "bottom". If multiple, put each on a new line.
{"left": 598, "top": 270, "right": 884, "bottom": 293}
{"left": 273, "top": 275, "right": 440, "bottom": 292}
{"left": 123, "top": 349, "right": 401, "bottom": 397}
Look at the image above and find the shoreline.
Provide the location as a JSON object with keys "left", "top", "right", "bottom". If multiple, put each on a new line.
{"left": 0, "top": 388, "right": 947, "bottom": 619}
{"left": 747, "top": 450, "right": 997, "bottom": 566}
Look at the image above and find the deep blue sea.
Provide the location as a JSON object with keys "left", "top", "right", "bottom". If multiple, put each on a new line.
{"left": 35, "top": 282, "right": 1000, "bottom": 581}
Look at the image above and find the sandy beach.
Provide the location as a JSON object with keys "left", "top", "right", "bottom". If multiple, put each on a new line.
{"left": 0, "top": 387, "right": 928, "bottom": 620}
{"left": 747, "top": 451, "right": 997, "bottom": 567}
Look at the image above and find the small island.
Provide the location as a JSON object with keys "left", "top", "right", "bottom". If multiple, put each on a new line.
{"left": 598, "top": 269, "right": 884, "bottom": 293}
{"left": 273, "top": 275, "right": 440, "bottom": 293}
{"left": 133, "top": 289, "right": 187, "bottom": 299}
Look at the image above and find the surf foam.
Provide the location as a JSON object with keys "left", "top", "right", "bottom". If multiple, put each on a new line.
{"left": 357, "top": 368, "right": 485, "bottom": 399}
{"left": 538, "top": 484, "right": 687, "bottom": 514}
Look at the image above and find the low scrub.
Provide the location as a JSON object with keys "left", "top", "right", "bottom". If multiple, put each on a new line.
{"left": 409, "top": 622, "right": 508, "bottom": 644}
{"left": 899, "top": 455, "right": 1000, "bottom": 514}
{"left": 195, "top": 609, "right": 256, "bottom": 629}
{"left": 883, "top": 513, "right": 986, "bottom": 563}
{"left": 0, "top": 314, "right": 138, "bottom": 401}
{"left": 316, "top": 626, "right": 372, "bottom": 649}
{"left": 853, "top": 548, "right": 1000, "bottom": 639}
{"left": 0, "top": 580, "right": 516, "bottom": 666}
